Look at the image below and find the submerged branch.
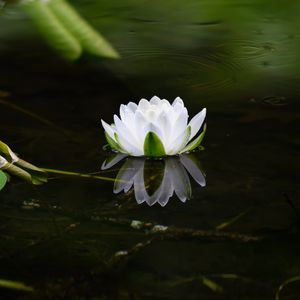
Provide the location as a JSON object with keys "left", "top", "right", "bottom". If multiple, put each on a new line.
{"left": 94, "top": 216, "right": 262, "bottom": 243}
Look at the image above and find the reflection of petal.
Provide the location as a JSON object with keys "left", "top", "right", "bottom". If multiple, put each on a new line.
{"left": 113, "top": 159, "right": 143, "bottom": 194}
{"left": 133, "top": 164, "right": 147, "bottom": 204}
{"left": 104, "top": 153, "right": 206, "bottom": 207}
{"left": 166, "top": 158, "right": 191, "bottom": 202}
{"left": 180, "top": 155, "right": 206, "bottom": 187}
{"left": 133, "top": 161, "right": 174, "bottom": 206}
{"left": 146, "top": 169, "right": 173, "bottom": 207}
{"left": 156, "top": 172, "right": 174, "bottom": 207}
{"left": 101, "top": 153, "right": 128, "bottom": 170}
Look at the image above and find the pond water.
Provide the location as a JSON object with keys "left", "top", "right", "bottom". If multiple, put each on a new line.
{"left": 0, "top": 0, "right": 300, "bottom": 299}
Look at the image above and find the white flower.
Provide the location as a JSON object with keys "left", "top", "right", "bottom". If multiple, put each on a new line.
{"left": 101, "top": 154, "right": 206, "bottom": 207}
{"left": 101, "top": 96, "right": 206, "bottom": 157}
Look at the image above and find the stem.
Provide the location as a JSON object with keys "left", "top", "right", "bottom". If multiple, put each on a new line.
{"left": 42, "top": 167, "right": 124, "bottom": 183}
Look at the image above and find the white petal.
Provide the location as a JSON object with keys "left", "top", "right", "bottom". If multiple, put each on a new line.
{"left": 161, "top": 99, "right": 171, "bottom": 110}
{"left": 156, "top": 111, "right": 171, "bottom": 145}
{"left": 101, "top": 119, "right": 116, "bottom": 141}
{"left": 174, "top": 110, "right": 188, "bottom": 132}
{"left": 138, "top": 98, "right": 150, "bottom": 112}
{"left": 188, "top": 108, "right": 206, "bottom": 141}
{"left": 172, "top": 97, "right": 184, "bottom": 107}
{"left": 120, "top": 106, "right": 137, "bottom": 138}
{"left": 114, "top": 115, "right": 143, "bottom": 155}
{"left": 143, "top": 122, "right": 165, "bottom": 147}
{"left": 127, "top": 102, "right": 138, "bottom": 113}
{"left": 134, "top": 110, "right": 149, "bottom": 145}
{"left": 119, "top": 104, "right": 127, "bottom": 122}
{"left": 168, "top": 127, "right": 190, "bottom": 155}
{"left": 149, "top": 95, "right": 161, "bottom": 105}
{"left": 167, "top": 111, "right": 188, "bottom": 151}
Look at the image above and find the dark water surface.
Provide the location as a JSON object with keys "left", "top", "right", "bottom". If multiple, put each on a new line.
{"left": 0, "top": 0, "right": 300, "bottom": 299}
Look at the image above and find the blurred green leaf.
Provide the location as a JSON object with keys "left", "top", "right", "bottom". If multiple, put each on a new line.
{"left": 49, "top": 0, "right": 120, "bottom": 59}
{"left": 0, "top": 278, "right": 33, "bottom": 292}
{"left": 201, "top": 276, "right": 223, "bottom": 293}
{"left": 22, "top": 0, "right": 82, "bottom": 60}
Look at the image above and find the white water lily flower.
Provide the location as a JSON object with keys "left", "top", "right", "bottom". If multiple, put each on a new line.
{"left": 101, "top": 96, "right": 207, "bottom": 157}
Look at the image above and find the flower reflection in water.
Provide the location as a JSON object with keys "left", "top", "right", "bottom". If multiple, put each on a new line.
{"left": 102, "top": 154, "right": 206, "bottom": 207}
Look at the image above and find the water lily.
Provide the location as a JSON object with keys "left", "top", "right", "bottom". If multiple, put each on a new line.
{"left": 101, "top": 154, "right": 206, "bottom": 207}
{"left": 101, "top": 96, "right": 206, "bottom": 157}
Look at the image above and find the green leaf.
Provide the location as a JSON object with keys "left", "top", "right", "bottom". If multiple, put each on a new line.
{"left": 0, "top": 171, "right": 8, "bottom": 191}
{"left": 22, "top": 0, "right": 82, "bottom": 61}
{"left": 143, "top": 131, "right": 166, "bottom": 157}
{"left": 179, "top": 123, "right": 207, "bottom": 154}
{"left": 48, "top": 0, "right": 120, "bottom": 59}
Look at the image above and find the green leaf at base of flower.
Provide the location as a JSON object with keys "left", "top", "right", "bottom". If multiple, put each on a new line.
{"left": 104, "top": 132, "right": 128, "bottom": 155}
{"left": 143, "top": 131, "right": 166, "bottom": 157}
{"left": 179, "top": 123, "right": 207, "bottom": 154}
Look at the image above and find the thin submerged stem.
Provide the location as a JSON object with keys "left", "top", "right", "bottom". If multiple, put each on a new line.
{"left": 42, "top": 167, "right": 126, "bottom": 183}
